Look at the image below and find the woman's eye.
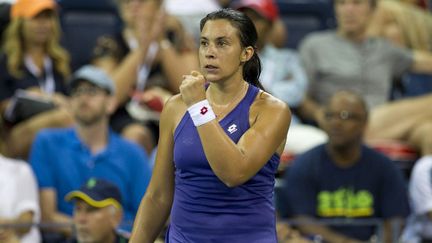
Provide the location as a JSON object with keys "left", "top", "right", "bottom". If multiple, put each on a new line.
{"left": 217, "top": 41, "right": 227, "bottom": 47}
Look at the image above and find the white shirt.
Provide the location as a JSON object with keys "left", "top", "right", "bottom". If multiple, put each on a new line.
{"left": 0, "top": 155, "right": 41, "bottom": 243}
{"left": 402, "top": 156, "right": 432, "bottom": 242}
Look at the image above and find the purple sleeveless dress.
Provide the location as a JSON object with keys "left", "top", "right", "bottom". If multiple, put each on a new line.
{"left": 167, "top": 84, "right": 279, "bottom": 243}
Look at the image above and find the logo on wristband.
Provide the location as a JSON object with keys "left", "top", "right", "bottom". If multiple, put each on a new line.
{"left": 200, "top": 107, "right": 208, "bottom": 115}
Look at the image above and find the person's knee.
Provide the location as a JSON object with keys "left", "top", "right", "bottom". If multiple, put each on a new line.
{"left": 409, "top": 121, "right": 432, "bottom": 155}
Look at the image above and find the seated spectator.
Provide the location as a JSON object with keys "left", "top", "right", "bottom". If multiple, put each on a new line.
{"left": 401, "top": 155, "right": 432, "bottom": 242}
{"left": 0, "top": 118, "right": 41, "bottom": 243}
{"left": 281, "top": 91, "right": 409, "bottom": 243}
{"left": 29, "top": 65, "right": 152, "bottom": 239}
{"left": 298, "top": 0, "right": 432, "bottom": 157}
{"left": 0, "top": 0, "right": 74, "bottom": 159}
{"left": 367, "top": 0, "right": 432, "bottom": 99}
{"left": 234, "top": 0, "right": 327, "bottom": 160}
{"left": 65, "top": 178, "right": 129, "bottom": 243}
{"left": 233, "top": 0, "right": 307, "bottom": 118}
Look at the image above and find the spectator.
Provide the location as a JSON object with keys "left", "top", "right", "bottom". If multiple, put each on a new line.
{"left": 0, "top": 118, "right": 41, "bottom": 243}
{"left": 298, "top": 0, "right": 432, "bottom": 157}
{"left": 0, "top": 0, "right": 73, "bottom": 159}
{"left": 65, "top": 178, "right": 129, "bottom": 243}
{"left": 29, "top": 65, "right": 151, "bottom": 239}
{"left": 367, "top": 0, "right": 432, "bottom": 99}
{"left": 234, "top": 0, "right": 327, "bottom": 160}
{"left": 233, "top": 0, "right": 307, "bottom": 117}
{"left": 281, "top": 91, "right": 409, "bottom": 243}
{"left": 401, "top": 155, "right": 432, "bottom": 242}
{"left": 91, "top": 0, "right": 199, "bottom": 153}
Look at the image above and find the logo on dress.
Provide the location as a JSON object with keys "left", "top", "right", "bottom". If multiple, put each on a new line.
{"left": 200, "top": 106, "right": 208, "bottom": 115}
{"left": 227, "top": 124, "right": 238, "bottom": 134}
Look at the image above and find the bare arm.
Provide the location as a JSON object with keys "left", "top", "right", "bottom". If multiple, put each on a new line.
{"left": 297, "top": 96, "right": 324, "bottom": 125}
{"left": 295, "top": 216, "right": 365, "bottom": 243}
{"left": 410, "top": 50, "right": 432, "bottom": 74}
{"left": 39, "top": 190, "right": 73, "bottom": 235}
{"left": 6, "top": 108, "right": 73, "bottom": 158}
{"left": 112, "top": 7, "right": 166, "bottom": 106}
{"left": 382, "top": 218, "right": 404, "bottom": 243}
{"left": 129, "top": 96, "right": 177, "bottom": 243}
{"left": 158, "top": 40, "right": 199, "bottom": 94}
{"left": 180, "top": 72, "right": 291, "bottom": 187}
{"left": 197, "top": 92, "right": 290, "bottom": 187}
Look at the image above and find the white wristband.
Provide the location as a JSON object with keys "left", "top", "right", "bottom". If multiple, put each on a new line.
{"left": 187, "top": 99, "right": 216, "bottom": 127}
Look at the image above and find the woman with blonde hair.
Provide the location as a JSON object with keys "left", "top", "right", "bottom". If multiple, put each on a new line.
{"left": 367, "top": 0, "right": 432, "bottom": 98}
{"left": 0, "top": 0, "right": 74, "bottom": 159}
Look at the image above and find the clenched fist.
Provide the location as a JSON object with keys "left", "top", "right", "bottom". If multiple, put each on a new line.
{"left": 180, "top": 71, "right": 207, "bottom": 107}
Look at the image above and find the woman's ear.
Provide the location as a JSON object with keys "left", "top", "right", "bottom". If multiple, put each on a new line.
{"left": 241, "top": 46, "right": 255, "bottom": 63}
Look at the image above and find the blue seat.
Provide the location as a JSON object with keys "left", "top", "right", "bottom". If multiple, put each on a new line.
{"left": 276, "top": 0, "right": 336, "bottom": 49}
{"left": 58, "top": 0, "right": 121, "bottom": 70}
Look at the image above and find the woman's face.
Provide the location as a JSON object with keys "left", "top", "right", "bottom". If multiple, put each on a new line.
{"left": 22, "top": 10, "right": 55, "bottom": 46}
{"left": 199, "top": 19, "right": 245, "bottom": 82}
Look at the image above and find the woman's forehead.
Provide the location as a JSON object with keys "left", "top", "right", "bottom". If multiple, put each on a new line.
{"left": 201, "top": 19, "right": 239, "bottom": 40}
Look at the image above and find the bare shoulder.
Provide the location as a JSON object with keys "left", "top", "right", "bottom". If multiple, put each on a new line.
{"left": 160, "top": 94, "right": 188, "bottom": 133}
{"left": 250, "top": 90, "right": 291, "bottom": 122}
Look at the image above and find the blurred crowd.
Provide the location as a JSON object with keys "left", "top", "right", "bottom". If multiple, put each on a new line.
{"left": 1, "top": 0, "right": 432, "bottom": 242}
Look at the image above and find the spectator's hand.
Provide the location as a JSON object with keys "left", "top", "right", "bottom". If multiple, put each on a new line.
{"left": 0, "top": 219, "right": 19, "bottom": 243}
{"left": 25, "top": 88, "right": 66, "bottom": 108}
{"left": 131, "top": 90, "right": 164, "bottom": 112}
{"left": 180, "top": 71, "right": 206, "bottom": 107}
{"left": 276, "top": 222, "right": 312, "bottom": 243}
{"left": 135, "top": 1, "right": 166, "bottom": 49}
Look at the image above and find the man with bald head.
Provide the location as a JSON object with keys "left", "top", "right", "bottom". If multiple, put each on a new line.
{"left": 280, "top": 91, "right": 409, "bottom": 243}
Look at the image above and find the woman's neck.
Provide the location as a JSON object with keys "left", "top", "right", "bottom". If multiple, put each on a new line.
{"left": 25, "top": 43, "right": 47, "bottom": 69}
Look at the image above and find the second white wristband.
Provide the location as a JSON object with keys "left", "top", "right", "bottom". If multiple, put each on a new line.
{"left": 187, "top": 99, "right": 216, "bottom": 127}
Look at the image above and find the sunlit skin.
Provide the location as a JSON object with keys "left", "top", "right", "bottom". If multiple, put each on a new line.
{"left": 69, "top": 82, "right": 113, "bottom": 127}
{"left": 334, "top": 0, "right": 374, "bottom": 40}
{"left": 382, "top": 22, "right": 406, "bottom": 47}
{"left": 73, "top": 200, "right": 120, "bottom": 243}
{"left": 118, "top": 0, "right": 158, "bottom": 29}
{"left": 199, "top": 19, "right": 250, "bottom": 85}
{"left": 22, "top": 10, "right": 55, "bottom": 47}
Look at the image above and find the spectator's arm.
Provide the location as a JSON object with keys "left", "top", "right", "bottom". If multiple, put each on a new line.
{"left": 7, "top": 108, "right": 73, "bottom": 158}
{"left": 12, "top": 163, "right": 39, "bottom": 236}
{"left": 411, "top": 50, "right": 432, "bottom": 74}
{"left": 3, "top": 212, "right": 33, "bottom": 236}
{"left": 295, "top": 215, "right": 365, "bottom": 243}
{"left": 39, "top": 189, "right": 72, "bottom": 235}
{"left": 383, "top": 218, "right": 404, "bottom": 243}
{"left": 112, "top": 7, "right": 166, "bottom": 106}
{"left": 158, "top": 38, "right": 199, "bottom": 94}
{"left": 297, "top": 96, "right": 324, "bottom": 125}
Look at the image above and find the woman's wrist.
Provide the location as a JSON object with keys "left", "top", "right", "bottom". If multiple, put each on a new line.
{"left": 187, "top": 99, "right": 216, "bottom": 127}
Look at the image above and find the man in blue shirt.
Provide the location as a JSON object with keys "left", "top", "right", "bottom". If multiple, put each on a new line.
{"left": 280, "top": 91, "right": 409, "bottom": 243}
{"left": 29, "top": 65, "right": 151, "bottom": 237}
